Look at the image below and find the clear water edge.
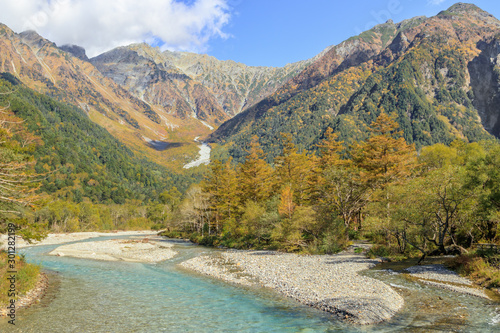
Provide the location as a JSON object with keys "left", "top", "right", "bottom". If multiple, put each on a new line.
{"left": 0, "top": 235, "right": 498, "bottom": 332}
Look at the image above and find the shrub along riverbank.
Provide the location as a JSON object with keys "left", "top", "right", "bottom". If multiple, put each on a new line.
{"left": 446, "top": 248, "right": 500, "bottom": 291}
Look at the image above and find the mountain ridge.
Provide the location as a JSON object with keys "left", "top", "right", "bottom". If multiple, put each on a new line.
{"left": 90, "top": 42, "right": 315, "bottom": 121}
{"left": 208, "top": 3, "right": 499, "bottom": 161}
{"left": 0, "top": 23, "right": 214, "bottom": 169}
{"left": 0, "top": 21, "right": 316, "bottom": 169}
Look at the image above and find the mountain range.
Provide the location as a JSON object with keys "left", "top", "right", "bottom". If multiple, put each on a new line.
{"left": 0, "top": 23, "right": 313, "bottom": 168}
{"left": 209, "top": 3, "right": 500, "bottom": 161}
{"left": 1, "top": 2, "right": 499, "bottom": 168}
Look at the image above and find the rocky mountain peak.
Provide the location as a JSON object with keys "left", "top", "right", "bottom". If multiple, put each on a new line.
{"left": 0, "top": 23, "right": 13, "bottom": 35}
{"left": 447, "top": 3, "right": 484, "bottom": 14}
{"left": 19, "top": 30, "right": 54, "bottom": 49}
{"left": 127, "top": 43, "right": 161, "bottom": 58}
{"left": 59, "top": 44, "right": 89, "bottom": 62}
{"left": 439, "top": 3, "right": 500, "bottom": 26}
{"left": 91, "top": 46, "right": 144, "bottom": 64}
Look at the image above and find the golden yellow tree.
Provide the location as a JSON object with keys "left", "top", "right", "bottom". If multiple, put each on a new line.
{"left": 316, "top": 127, "right": 344, "bottom": 169}
{"left": 278, "top": 185, "right": 295, "bottom": 221}
{"left": 239, "top": 136, "right": 274, "bottom": 203}
{"left": 203, "top": 158, "right": 240, "bottom": 234}
{"left": 352, "top": 112, "right": 418, "bottom": 242}
{"left": 274, "top": 133, "right": 315, "bottom": 205}
{"left": 352, "top": 112, "right": 417, "bottom": 189}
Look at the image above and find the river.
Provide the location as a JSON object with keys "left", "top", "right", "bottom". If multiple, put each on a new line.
{"left": 1, "top": 235, "right": 499, "bottom": 332}
{"left": 184, "top": 137, "right": 211, "bottom": 169}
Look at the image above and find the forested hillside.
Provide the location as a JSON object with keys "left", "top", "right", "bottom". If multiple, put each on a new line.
{"left": 0, "top": 73, "right": 198, "bottom": 205}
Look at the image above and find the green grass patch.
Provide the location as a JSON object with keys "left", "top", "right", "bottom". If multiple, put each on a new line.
{"left": 0, "top": 251, "right": 40, "bottom": 305}
{"left": 446, "top": 253, "right": 500, "bottom": 289}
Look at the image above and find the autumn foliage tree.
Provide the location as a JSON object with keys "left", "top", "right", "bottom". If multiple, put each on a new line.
{"left": 352, "top": 112, "right": 417, "bottom": 235}
{"left": 352, "top": 112, "right": 417, "bottom": 189}
{"left": 278, "top": 186, "right": 295, "bottom": 221}
{"left": 316, "top": 127, "right": 344, "bottom": 169}
{"left": 239, "top": 136, "right": 274, "bottom": 203}
{"left": 203, "top": 158, "right": 240, "bottom": 233}
{"left": 274, "top": 133, "right": 315, "bottom": 205}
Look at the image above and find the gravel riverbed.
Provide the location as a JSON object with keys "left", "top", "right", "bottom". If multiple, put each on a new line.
{"left": 49, "top": 237, "right": 176, "bottom": 263}
{"left": 0, "top": 231, "right": 157, "bottom": 250}
{"left": 180, "top": 250, "right": 404, "bottom": 325}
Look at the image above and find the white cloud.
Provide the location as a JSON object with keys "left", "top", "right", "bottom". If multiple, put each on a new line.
{"left": 0, "top": 0, "right": 231, "bottom": 57}
{"left": 427, "top": 0, "right": 447, "bottom": 5}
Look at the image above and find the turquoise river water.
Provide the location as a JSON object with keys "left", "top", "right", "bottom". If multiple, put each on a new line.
{"left": 1, "top": 235, "right": 499, "bottom": 332}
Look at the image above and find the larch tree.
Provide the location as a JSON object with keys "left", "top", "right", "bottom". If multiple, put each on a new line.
{"left": 203, "top": 158, "right": 240, "bottom": 234}
{"left": 351, "top": 112, "right": 417, "bottom": 232}
{"left": 316, "top": 127, "right": 344, "bottom": 170}
{"left": 352, "top": 112, "right": 417, "bottom": 190}
{"left": 239, "top": 136, "right": 274, "bottom": 204}
{"left": 278, "top": 185, "right": 295, "bottom": 221}
{"left": 274, "top": 133, "right": 315, "bottom": 205}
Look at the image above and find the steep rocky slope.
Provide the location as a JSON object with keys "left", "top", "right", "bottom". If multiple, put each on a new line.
{"left": 90, "top": 43, "right": 312, "bottom": 125}
{"left": 468, "top": 38, "right": 500, "bottom": 137}
{"left": 0, "top": 25, "right": 208, "bottom": 169}
{"left": 210, "top": 3, "right": 500, "bottom": 160}
{"left": 161, "top": 49, "right": 314, "bottom": 116}
{"left": 90, "top": 45, "right": 228, "bottom": 126}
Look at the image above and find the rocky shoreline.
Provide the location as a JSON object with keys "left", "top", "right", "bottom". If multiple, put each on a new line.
{"left": 180, "top": 250, "right": 404, "bottom": 325}
{"left": 0, "top": 272, "right": 49, "bottom": 317}
{"left": 405, "top": 264, "right": 490, "bottom": 299}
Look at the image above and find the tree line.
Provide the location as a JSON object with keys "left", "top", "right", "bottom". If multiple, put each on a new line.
{"left": 166, "top": 112, "right": 500, "bottom": 257}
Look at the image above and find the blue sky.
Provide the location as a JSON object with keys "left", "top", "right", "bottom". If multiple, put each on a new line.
{"left": 1, "top": 1, "right": 499, "bottom": 67}
{"left": 207, "top": 0, "right": 500, "bottom": 67}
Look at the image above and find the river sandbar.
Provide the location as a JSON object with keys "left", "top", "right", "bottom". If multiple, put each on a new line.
{"left": 0, "top": 231, "right": 157, "bottom": 250}
{"left": 180, "top": 250, "right": 404, "bottom": 325}
{"left": 49, "top": 238, "right": 176, "bottom": 263}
